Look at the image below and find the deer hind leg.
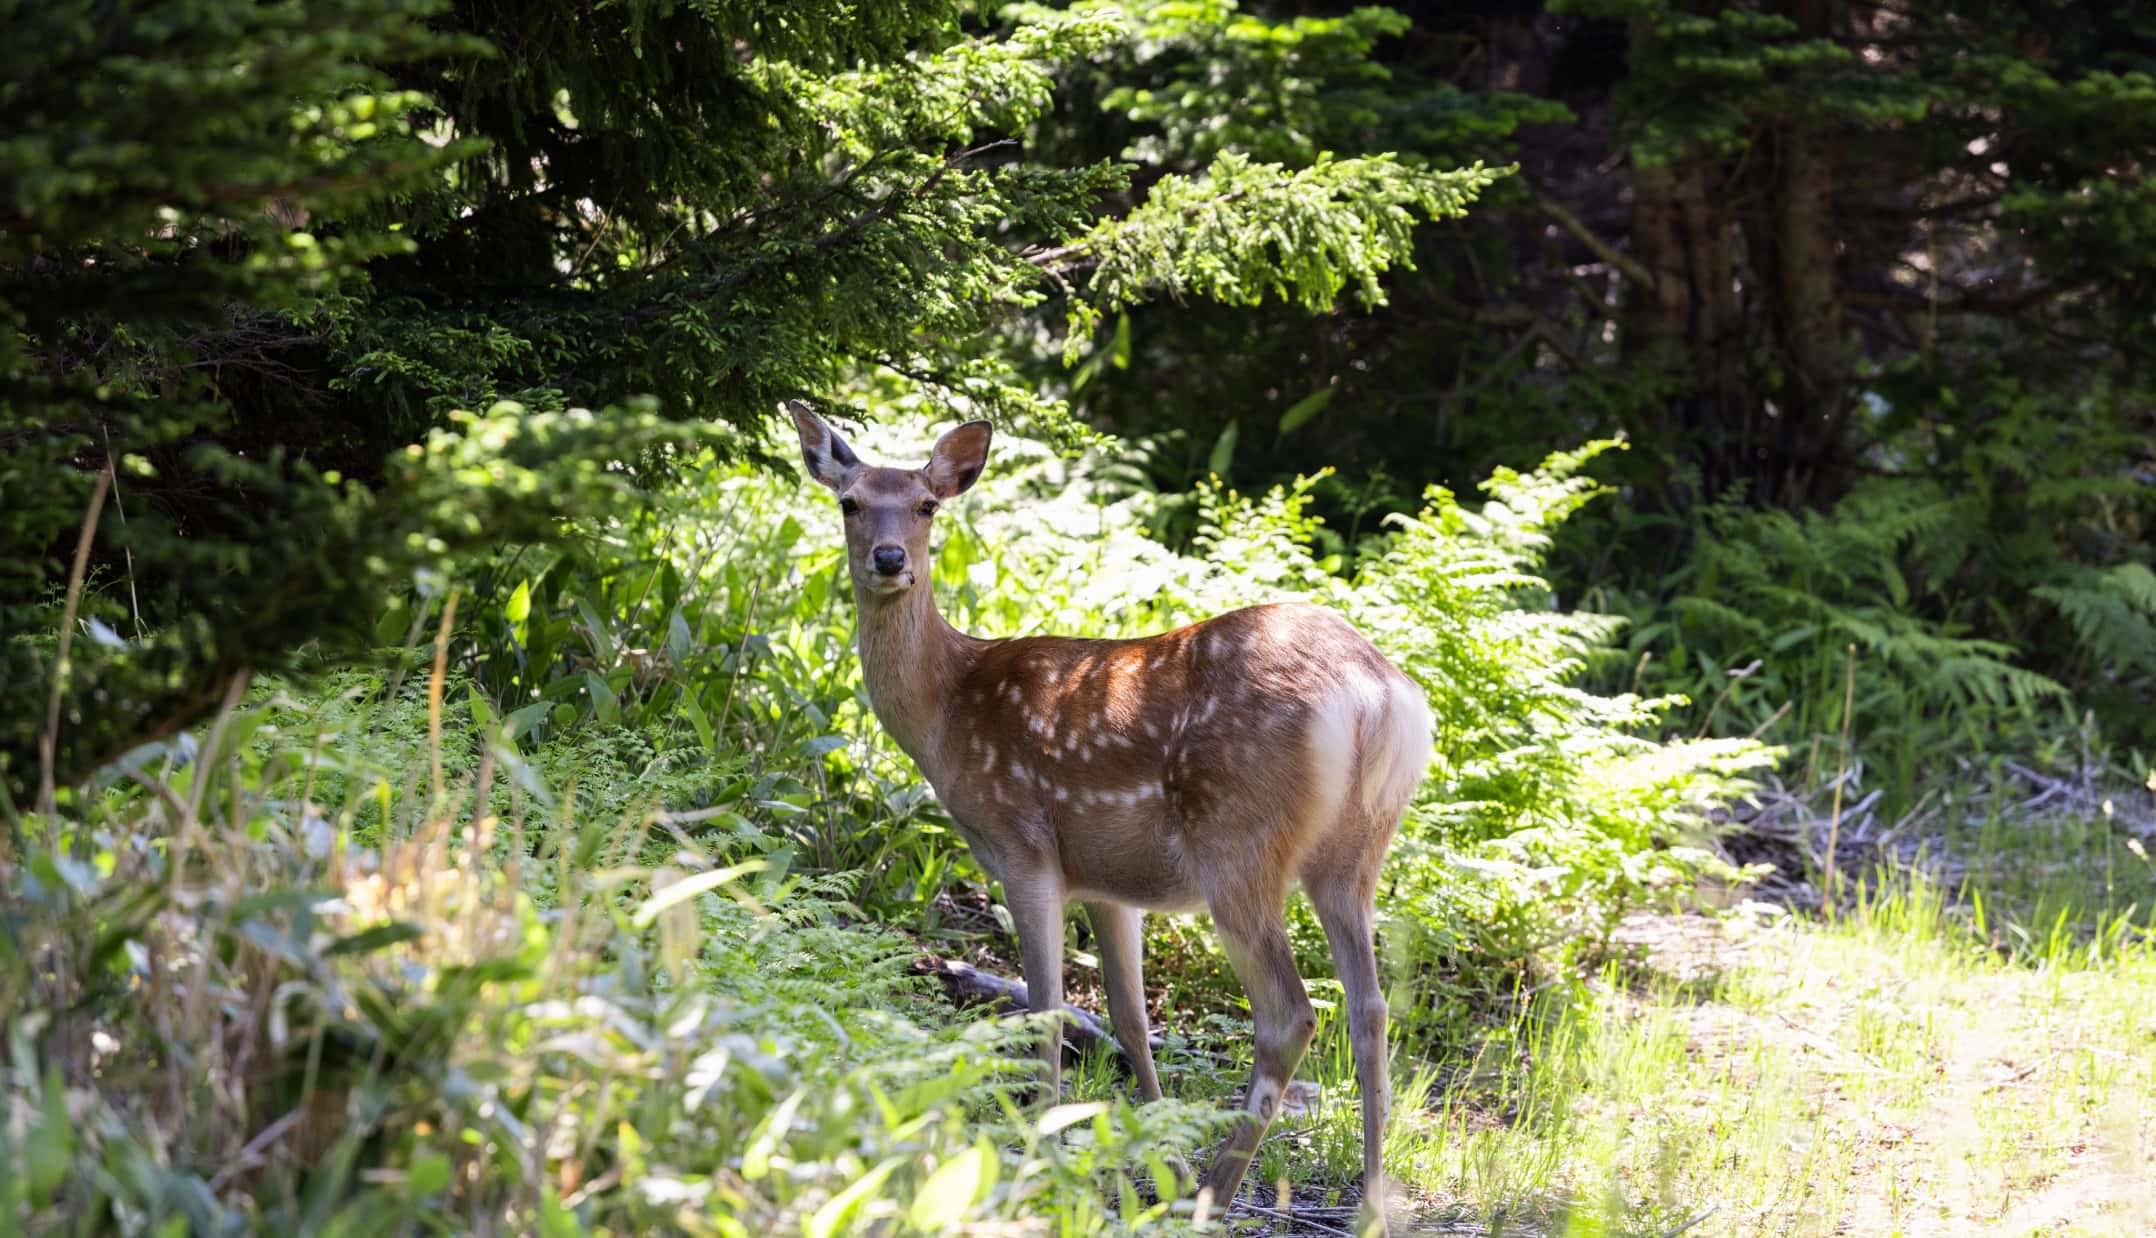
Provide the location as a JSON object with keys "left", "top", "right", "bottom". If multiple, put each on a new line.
{"left": 1303, "top": 826, "right": 1396, "bottom": 1205}
{"left": 1198, "top": 886, "right": 1316, "bottom": 1204}
{"left": 1085, "top": 900, "right": 1163, "bottom": 1102}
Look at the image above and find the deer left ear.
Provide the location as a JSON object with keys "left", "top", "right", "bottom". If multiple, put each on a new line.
{"left": 924, "top": 420, "right": 993, "bottom": 499}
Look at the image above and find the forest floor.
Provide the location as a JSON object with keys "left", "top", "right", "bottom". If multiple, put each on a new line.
{"left": 1030, "top": 789, "right": 2156, "bottom": 1237}
{"left": 1187, "top": 888, "right": 2155, "bottom": 1237}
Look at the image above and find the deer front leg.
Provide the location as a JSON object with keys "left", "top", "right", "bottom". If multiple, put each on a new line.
{"left": 1003, "top": 866, "right": 1067, "bottom": 1103}
{"left": 1085, "top": 900, "right": 1163, "bottom": 1102}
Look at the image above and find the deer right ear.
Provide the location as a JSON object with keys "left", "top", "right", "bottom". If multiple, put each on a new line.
{"left": 787, "top": 401, "right": 862, "bottom": 492}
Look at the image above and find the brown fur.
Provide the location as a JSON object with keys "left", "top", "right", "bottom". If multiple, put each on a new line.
{"left": 787, "top": 404, "right": 1432, "bottom": 1216}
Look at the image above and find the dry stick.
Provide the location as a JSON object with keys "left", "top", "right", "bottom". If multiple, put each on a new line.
{"left": 100, "top": 429, "right": 146, "bottom": 639}
{"left": 1696, "top": 659, "right": 1762, "bottom": 739}
{"left": 427, "top": 590, "right": 461, "bottom": 812}
{"left": 716, "top": 574, "right": 765, "bottom": 735}
{"left": 1823, "top": 643, "right": 1858, "bottom": 913}
{"left": 1748, "top": 699, "right": 1795, "bottom": 740}
{"left": 36, "top": 465, "right": 114, "bottom": 822}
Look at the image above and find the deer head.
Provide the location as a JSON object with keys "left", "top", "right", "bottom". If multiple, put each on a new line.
{"left": 787, "top": 401, "right": 992, "bottom": 600}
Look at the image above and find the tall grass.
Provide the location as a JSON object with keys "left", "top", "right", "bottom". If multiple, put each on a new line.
{"left": 1, "top": 654, "right": 1230, "bottom": 1232}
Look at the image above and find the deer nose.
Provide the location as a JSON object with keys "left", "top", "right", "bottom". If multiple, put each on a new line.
{"left": 871, "top": 545, "right": 907, "bottom": 576}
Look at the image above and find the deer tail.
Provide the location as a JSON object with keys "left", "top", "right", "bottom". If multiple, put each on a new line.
{"left": 1357, "top": 674, "right": 1434, "bottom": 820}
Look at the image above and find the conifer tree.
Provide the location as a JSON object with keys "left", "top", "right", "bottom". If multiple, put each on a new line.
{"left": 0, "top": 0, "right": 1500, "bottom": 797}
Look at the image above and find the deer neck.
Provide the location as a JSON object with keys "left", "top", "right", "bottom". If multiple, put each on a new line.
{"left": 853, "top": 579, "right": 978, "bottom": 777}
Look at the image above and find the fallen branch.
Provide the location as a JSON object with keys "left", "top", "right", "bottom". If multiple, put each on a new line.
{"left": 914, "top": 956, "right": 1139, "bottom": 1062}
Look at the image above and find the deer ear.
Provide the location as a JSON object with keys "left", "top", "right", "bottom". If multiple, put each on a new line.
{"left": 924, "top": 420, "right": 993, "bottom": 499}
{"left": 787, "top": 401, "right": 862, "bottom": 492}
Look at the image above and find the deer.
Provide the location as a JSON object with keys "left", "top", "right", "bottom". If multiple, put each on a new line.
{"left": 786, "top": 402, "right": 1434, "bottom": 1213}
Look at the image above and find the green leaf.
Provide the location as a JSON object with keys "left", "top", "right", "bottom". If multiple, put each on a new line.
{"left": 806, "top": 1156, "right": 904, "bottom": 1238}
{"left": 504, "top": 579, "right": 531, "bottom": 625}
{"left": 25, "top": 1067, "right": 70, "bottom": 1204}
{"left": 631, "top": 861, "right": 768, "bottom": 928}
{"left": 800, "top": 735, "right": 849, "bottom": 760}
{"left": 682, "top": 691, "right": 716, "bottom": 753}
{"left": 576, "top": 597, "right": 618, "bottom": 665}
{"left": 1037, "top": 1101, "right": 1107, "bottom": 1136}
{"left": 1208, "top": 419, "right": 1239, "bottom": 478}
{"left": 741, "top": 1088, "right": 805, "bottom": 1181}
{"left": 506, "top": 700, "right": 553, "bottom": 739}
{"left": 584, "top": 672, "right": 619, "bottom": 726}
{"left": 406, "top": 1152, "right": 452, "bottom": 1196}
{"left": 667, "top": 608, "right": 694, "bottom": 664}
{"left": 914, "top": 1147, "right": 1004, "bottom": 1233}
{"left": 909, "top": 1144, "right": 992, "bottom": 1232}
{"left": 324, "top": 921, "right": 425, "bottom": 957}
{"left": 1277, "top": 385, "right": 1335, "bottom": 435}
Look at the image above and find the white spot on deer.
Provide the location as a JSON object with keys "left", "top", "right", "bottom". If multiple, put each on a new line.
{"left": 1002, "top": 682, "right": 1024, "bottom": 705}
{"left": 1055, "top": 786, "right": 1070, "bottom": 802}
{"left": 1042, "top": 667, "right": 1060, "bottom": 686}
{"left": 1141, "top": 719, "right": 1160, "bottom": 739}
{"left": 1008, "top": 759, "right": 1030, "bottom": 786}
{"left": 981, "top": 742, "right": 998, "bottom": 773}
{"left": 1194, "top": 697, "right": 1219, "bottom": 724}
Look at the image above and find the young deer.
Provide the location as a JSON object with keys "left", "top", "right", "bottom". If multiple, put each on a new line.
{"left": 788, "top": 403, "right": 1433, "bottom": 1208}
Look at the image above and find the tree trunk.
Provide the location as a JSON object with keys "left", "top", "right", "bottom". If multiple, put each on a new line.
{"left": 1767, "top": 0, "right": 1849, "bottom": 506}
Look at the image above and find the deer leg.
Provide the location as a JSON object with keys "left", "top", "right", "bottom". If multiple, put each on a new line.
{"left": 1004, "top": 867, "right": 1067, "bottom": 1103}
{"left": 1199, "top": 905, "right": 1315, "bottom": 1204}
{"left": 1310, "top": 879, "right": 1391, "bottom": 1198}
{"left": 1085, "top": 900, "right": 1163, "bottom": 1102}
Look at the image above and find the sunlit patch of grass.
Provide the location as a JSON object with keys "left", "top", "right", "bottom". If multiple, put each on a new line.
{"left": 1091, "top": 813, "right": 2151, "bottom": 1235}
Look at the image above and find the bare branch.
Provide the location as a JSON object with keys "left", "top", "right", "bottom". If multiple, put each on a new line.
{"left": 1533, "top": 190, "right": 1657, "bottom": 292}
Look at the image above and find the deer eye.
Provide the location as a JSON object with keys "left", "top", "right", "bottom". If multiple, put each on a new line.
{"left": 839, "top": 497, "right": 860, "bottom": 517}
{"left": 917, "top": 500, "right": 939, "bottom": 518}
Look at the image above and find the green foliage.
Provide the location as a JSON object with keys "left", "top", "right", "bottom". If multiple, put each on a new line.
{"left": 3, "top": 401, "right": 1774, "bottom": 1227}
{"left": 3, "top": 0, "right": 1512, "bottom": 804}
{"left": 1603, "top": 370, "right": 2156, "bottom": 799}
{"left": 1104, "top": 1, "right": 1414, "bottom": 167}
{"left": 460, "top": 409, "right": 1765, "bottom": 1041}
{"left": 0, "top": 673, "right": 1225, "bottom": 1233}
{"left": 1, "top": 400, "right": 710, "bottom": 799}
{"left": 1069, "top": 151, "right": 1504, "bottom": 353}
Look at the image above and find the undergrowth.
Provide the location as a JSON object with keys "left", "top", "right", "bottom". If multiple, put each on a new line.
{"left": 3, "top": 409, "right": 1770, "bottom": 1230}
